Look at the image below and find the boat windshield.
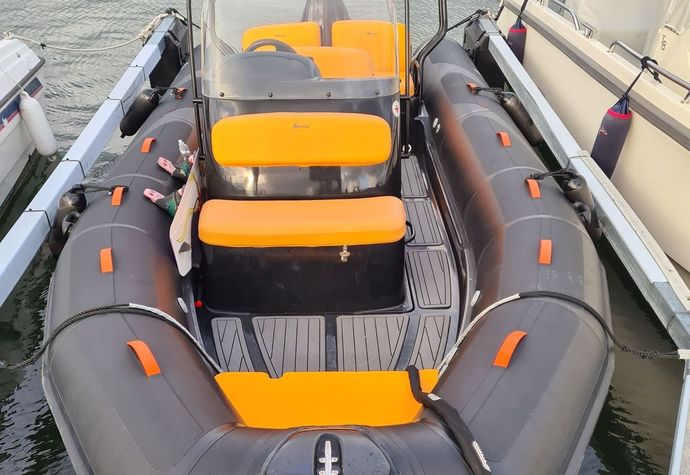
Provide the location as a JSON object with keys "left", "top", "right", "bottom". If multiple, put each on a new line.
{"left": 201, "top": 0, "right": 400, "bottom": 101}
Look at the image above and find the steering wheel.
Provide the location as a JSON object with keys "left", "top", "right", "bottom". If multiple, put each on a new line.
{"left": 245, "top": 39, "right": 297, "bottom": 54}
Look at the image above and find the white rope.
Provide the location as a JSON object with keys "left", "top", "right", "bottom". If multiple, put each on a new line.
{"left": 3, "top": 13, "right": 168, "bottom": 54}
{"left": 127, "top": 303, "right": 224, "bottom": 374}
{"left": 438, "top": 294, "right": 521, "bottom": 375}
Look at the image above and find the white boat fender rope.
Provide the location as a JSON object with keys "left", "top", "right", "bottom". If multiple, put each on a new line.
{"left": 439, "top": 290, "right": 688, "bottom": 375}
{"left": 0, "top": 303, "right": 223, "bottom": 374}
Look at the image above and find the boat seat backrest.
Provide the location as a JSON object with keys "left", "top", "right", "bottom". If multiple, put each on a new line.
{"left": 242, "top": 22, "right": 322, "bottom": 51}
{"left": 211, "top": 112, "right": 392, "bottom": 168}
{"left": 331, "top": 20, "right": 397, "bottom": 76}
{"left": 294, "top": 46, "right": 375, "bottom": 78}
{"left": 331, "top": 21, "right": 411, "bottom": 93}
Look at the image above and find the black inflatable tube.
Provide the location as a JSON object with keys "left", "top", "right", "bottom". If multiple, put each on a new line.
{"left": 42, "top": 37, "right": 613, "bottom": 475}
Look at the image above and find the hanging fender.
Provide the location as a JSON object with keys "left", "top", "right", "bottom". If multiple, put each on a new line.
{"left": 591, "top": 56, "right": 660, "bottom": 178}
{"left": 506, "top": 0, "right": 529, "bottom": 63}
{"left": 506, "top": 17, "right": 526, "bottom": 63}
{"left": 529, "top": 170, "right": 603, "bottom": 242}
{"left": 590, "top": 96, "right": 632, "bottom": 178}
{"left": 466, "top": 84, "right": 543, "bottom": 145}
{"left": 120, "top": 89, "right": 161, "bottom": 138}
{"left": 48, "top": 184, "right": 129, "bottom": 257}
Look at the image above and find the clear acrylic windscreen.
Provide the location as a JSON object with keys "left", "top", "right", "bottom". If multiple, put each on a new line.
{"left": 201, "top": 0, "right": 400, "bottom": 100}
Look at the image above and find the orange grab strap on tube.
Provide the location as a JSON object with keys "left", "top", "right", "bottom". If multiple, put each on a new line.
{"left": 497, "top": 131, "right": 512, "bottom": 148}
{"left": 493, "top": 331, "right": 528, "bottom": 368}
{"left": 141, "top": 138, "right": 156, "bottom": 153}
{"left": 539, "top": 239, "right": 553, "bottom": 265}
{"left": 526, "top": 179, "right": 542, "bottom": 199}
{"left": 100, "top": 248, "right": 114, "bottom": 273}
{"left": 127, "top": 340, "right": 161, "bottom": 377}
{"left": 111, "top": 186, "right": 126, "bottom": 206}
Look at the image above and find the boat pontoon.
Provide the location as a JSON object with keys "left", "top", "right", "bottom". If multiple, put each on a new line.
{"left": 41, "top": 1, "right": 614, "bottom": 473}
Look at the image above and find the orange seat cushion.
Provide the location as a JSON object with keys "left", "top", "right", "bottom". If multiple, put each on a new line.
{"left": 211, "top": 112, "right": 392, "bottom": 167}
{"left": 332, "top": 20, "right": 397, "bottom": 75}
{"left": 215, "top": 370, "right": 439, "bottom": 429}
{"left": 295, "top": 46, "right": 375, "bottom": 78}
{"left": 199, "top": 196, "right": 407, "bottom": 248}
{"left": 332, "top": 20, "right": 414, "bottom": 94}
{"left": 242, "top": 22, "right": 321, "bottom": 50}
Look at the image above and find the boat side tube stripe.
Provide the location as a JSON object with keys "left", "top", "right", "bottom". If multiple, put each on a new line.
{"left": 0, "top": 77, "right": 44, "bottom": 134}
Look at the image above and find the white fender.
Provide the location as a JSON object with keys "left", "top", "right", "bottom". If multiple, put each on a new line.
{"left": 19, "top": 90, "right": 57, "bottom": 157}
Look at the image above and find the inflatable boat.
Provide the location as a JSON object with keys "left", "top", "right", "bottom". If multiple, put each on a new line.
{"left": 42, "top": 1, "right": 613, "bottom": 473}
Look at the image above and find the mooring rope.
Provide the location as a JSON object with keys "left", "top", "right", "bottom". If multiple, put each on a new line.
{"left": 3, "top": 11, "right": 171, "bottom": 53}
{"left": 440, "top": 290, "right": 687, "bottom": 375}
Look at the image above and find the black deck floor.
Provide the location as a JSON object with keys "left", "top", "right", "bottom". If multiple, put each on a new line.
{"left": 199, "top": 156, "right": 461, "bottom": 375}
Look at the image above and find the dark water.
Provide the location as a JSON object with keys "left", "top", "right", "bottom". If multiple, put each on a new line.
{"left": 0, "top": 1, "right": 683, "bottom": 473}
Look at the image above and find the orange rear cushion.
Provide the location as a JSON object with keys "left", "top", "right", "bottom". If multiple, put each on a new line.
{"left": 242, "top": 22, "right": 321, "bottom": 50}
{"left": 215, "top": 370, "right": 439, "bottom": 429}
{"left": 211, "top": 112, "right": 392, "bottom": 167}
{"left": 199, "top": 197, "right": 407, "bottom": 248}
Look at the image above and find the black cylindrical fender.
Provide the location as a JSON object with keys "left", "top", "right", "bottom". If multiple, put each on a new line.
{"left": 590, "top": 97, "right": 632, "bottom": 177}
{"left": 119, "top": 89, "right": 161, "bottom": 138}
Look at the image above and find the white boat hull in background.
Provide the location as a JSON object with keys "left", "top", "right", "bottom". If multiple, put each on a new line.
{"left": 0, "top": 38, "right": 49, "bottom": 207}
{"left": 498, "top": 0, "right": 690, "bottom": 283}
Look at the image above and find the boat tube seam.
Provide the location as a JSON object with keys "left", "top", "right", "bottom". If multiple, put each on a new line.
{"left": 472, "top": 214, "right": 594, "bottom": 269}
{"left": 66, "top": 222, "right": 166, "bottom": 244}
{"left": 2, "top": 303, "right": 223, "bottom": 374}
{"left": 459, "top": 165, "right": 547, "bottom": 215}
